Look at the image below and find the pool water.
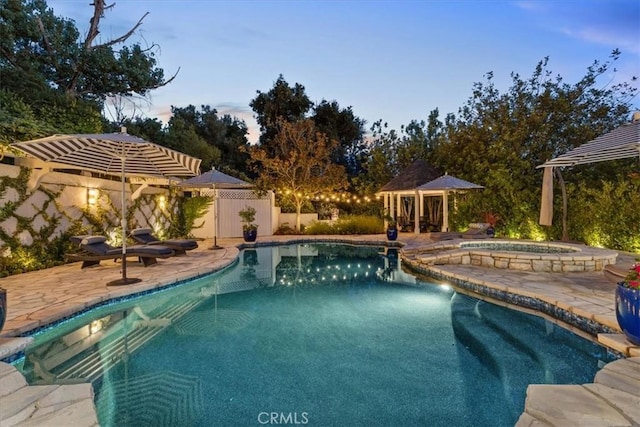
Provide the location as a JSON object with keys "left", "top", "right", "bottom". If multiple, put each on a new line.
{"left": 17, "top": 244, "right": 615, "bottom": 427}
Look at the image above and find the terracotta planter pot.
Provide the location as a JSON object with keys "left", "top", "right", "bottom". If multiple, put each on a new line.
{"left": 615, "top": 283, "right": 640, "bottom": 345}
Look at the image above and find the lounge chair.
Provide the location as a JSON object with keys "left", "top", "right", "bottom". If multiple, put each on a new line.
{"left": 130, "top": 228, "right": 199, "bottom": 256}
{"left": 67, "top": 235, "right": 174, "bottom": 269}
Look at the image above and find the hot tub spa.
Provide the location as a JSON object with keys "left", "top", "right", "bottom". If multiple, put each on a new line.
{"left": 414, "top": 239, "right": 618, "bottom": 272}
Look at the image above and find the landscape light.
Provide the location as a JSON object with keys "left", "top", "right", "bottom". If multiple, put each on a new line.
{"left": 87, "top": 188, "right": 99, "bottom": 205}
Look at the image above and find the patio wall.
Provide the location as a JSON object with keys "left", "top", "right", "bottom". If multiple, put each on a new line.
{"left": 0, "top": 164, "right": 176, "bottom": 253}
{"left": 194, "top": 188, "right": 274, "bottom": 239}
{"left": 278, "top": 212, "right": 319, "bottom": 230}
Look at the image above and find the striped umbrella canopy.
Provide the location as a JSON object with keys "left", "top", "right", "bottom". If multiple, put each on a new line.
{"left": 12, "top": 132, "right": 202, "bottom": 286}
{"left": 538, "top": 118, "right": 640, "bottom": 227}
{"left": 11, "top": 133, "right": 201, "bottom": 177}
{"left": 539, "top": 119, "right": 640, "bottom": 167}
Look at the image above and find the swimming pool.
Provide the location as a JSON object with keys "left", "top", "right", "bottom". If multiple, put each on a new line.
{"left": 16, "top": 244, "right": 616, "bottom": 426}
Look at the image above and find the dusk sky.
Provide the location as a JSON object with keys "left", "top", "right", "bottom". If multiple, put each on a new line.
{"left": 48, "top": 0, "right": 640, "bottom": 143}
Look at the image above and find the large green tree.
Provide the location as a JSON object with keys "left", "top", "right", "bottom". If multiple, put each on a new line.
{"left": 250, "top": 74, "right": 313, "bottom": 155}
{"left": 1, "top": 0, "right": 174, "bottom": 103}
{"left": 1, "top": 0, "right": 175, "bottom": 146}
{"left": 312, "top": 100, "right": 367, "bottom": 179}
{"left": 431, "top": 51, "right": 637, "bottom": 240}
{"left": 353, "top": 110, "right": 444, "bottom": 196}
{"left": 164, "top": 105, "right": 250, "bottom": 176}
{"left": 250, "top": 76, "right": 367, "bottom": 183}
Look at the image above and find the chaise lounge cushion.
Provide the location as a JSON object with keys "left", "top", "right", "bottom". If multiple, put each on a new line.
{"left": 81, "top": 236, "right": 108, "bottom": 245}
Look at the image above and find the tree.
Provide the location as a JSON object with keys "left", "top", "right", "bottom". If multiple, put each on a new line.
{"left": 431, "top": 51, "right": 637, "bottom": 238}
{"left": 1, "top": 0, "right": 175, "bottom": 104}
{"left": 164, "top": 107, "right": 222, "bottom": 170}
{"left": 165, "top": 105, "right": 250, "bottom": 176}
{"left": 1, "top": 0, "right": 176, "bottom": 148}
{"left": 312, "top": 100, "right": 367, "bottom": 178}
{"left": 250, "top": 75, "right": 313, "bottom": 153}
{"left": 245, "top": 119, "right": 348, "bottom": 231}
{"left": 352, "top": 120, "right": 399, "bottom": 196}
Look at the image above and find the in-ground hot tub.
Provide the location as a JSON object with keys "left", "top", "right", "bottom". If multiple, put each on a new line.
{"left": 415, "top": 239, "right": 618, "bottom": 272}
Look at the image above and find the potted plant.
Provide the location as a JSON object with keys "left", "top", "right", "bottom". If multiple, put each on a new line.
{"left": 239, "top": 205, "right": 258, "bottom": 242}
{"left": 384, "top": 213, "right": 398, "bottom": 241}
{"left": 484, "top": 212, "right": 500, "bottom": 237}
{"left": 615, "top": 263, "right": 640, "bottom": 345}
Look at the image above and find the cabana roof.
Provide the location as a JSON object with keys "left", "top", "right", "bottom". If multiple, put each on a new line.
{"left": 378, "top": 159, "right": 442, "bottom": 192}
{"left": 417, "top": 174, "right": 484, "bottom": 191}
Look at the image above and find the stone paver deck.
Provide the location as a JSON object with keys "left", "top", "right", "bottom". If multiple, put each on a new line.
{"left": 0, "top": 234, "right": 638, "bottom": 426}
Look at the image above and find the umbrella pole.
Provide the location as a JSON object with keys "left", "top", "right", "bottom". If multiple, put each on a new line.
{"left": 108, "top": 157, "right": 141, "bottom": 286}
{"left": 210, "top": 187, "right": 222, "bottom": 250}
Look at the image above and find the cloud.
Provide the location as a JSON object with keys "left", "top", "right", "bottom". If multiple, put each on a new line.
{"left": 561, "top": 26, "right": 640, "bottom": 54}
{"left": 516, "top": 0, "right": 640, "bottom": 54}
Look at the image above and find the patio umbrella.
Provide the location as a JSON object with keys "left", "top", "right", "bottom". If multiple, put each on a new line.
{"left": 537, "top": 117, "right": 640, "bottom": 230}
{"left": 179, "top": 168, "right": 252, "bottom": 249}
{"left": 417, "top": 174, "right": 484, "bottom": 232}
{"left": 12, "top": 132, "right": 201, "bottom": 286}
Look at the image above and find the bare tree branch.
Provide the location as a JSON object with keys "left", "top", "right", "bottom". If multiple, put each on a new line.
{"left": 97, "top": 12, "right": 148, "bottom": 48}
{"left": 84, "top": 0, "right": 106, "bottom": 49}
{"left": 84, "top": 1, "right": 147, "bottom": 50}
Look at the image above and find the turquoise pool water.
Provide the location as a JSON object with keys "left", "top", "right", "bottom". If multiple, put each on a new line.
{"left": 17, "top": 244, "right": 615, "bottom": 426}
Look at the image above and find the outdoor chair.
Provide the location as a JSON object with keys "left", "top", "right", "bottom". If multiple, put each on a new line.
{"left": 130, "top": 228, "right": 199, "bottom": 256}
{"left": 67, "top": 235, "right": 174, "bottom": 269}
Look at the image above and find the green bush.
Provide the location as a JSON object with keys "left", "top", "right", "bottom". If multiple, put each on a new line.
{"left": 274, "top": 223, "right": 300, "bottom": 235}
{"left": 304, "top": 221, "right": 336, "bottom": 235}
{"left": 305, "top": 215, "right": 383, "bottom": 235}
{"left": 568, "top": 180, "right": 640, "bottom": 253}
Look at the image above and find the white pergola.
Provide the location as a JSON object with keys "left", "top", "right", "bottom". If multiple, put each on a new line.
{"left": 416, "top": 174, "right": 484, "bottom": 233}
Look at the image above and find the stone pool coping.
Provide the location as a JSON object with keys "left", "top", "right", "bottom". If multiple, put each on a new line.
{"left": 412, "top": 238, "right": 618, "bottom": 273}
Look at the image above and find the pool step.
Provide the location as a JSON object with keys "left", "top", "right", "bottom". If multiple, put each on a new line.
{"left": 450, "top": 294, "right": 547, "bottom": 419}
{"left": 46, "top": 297, "right": 203, "bottom": 383}
{"left": 451, "top": 293, "right": 614, "bottom": 421}
{"left": 474, "top": 298, "right": 611, "bottom": 384}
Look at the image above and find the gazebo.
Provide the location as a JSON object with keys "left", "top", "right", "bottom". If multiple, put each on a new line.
{"left": 377, "top": 160, "right": 485, "bottom": 234}
{"left": 416, "top": 174, "right": 484, "bottom": 233}
{"left": 377, "top": 160, "right": 442, "bottom": 233}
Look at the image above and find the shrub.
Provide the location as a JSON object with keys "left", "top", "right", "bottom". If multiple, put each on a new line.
{"left": 274, "top": 223, "right": 299, "bottom": 235}
{"left": 304, "top": 221, "right": 336, "bottom": 235}
{"left": 304, "top": 215, "right": 383, "bottom": 235}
